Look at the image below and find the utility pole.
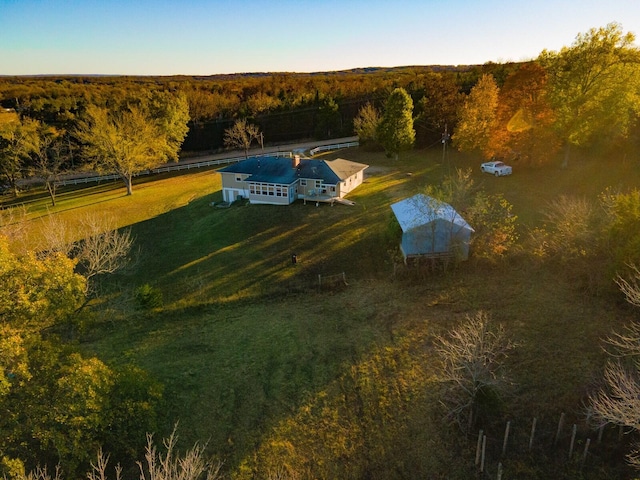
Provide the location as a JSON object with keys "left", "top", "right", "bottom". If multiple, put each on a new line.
{"left": 441, "top": 123, "right": 450, "bottom": 174}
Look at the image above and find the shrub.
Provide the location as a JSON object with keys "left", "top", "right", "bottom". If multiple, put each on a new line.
{"left": 134, "top": 284, "right": 163, "bottom": 310}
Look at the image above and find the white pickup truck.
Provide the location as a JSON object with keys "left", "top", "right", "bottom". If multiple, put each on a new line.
{"left": 481, "top": 161, "right": 512, "bottom": 177}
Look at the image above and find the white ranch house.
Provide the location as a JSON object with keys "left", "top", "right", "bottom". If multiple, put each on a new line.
{"left": 218, "top": 155, "right": 368, "bottom": 205}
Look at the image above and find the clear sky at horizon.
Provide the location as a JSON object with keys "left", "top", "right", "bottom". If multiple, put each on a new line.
{"left": 1, "top": 0, "right": 638, "bottom": 76}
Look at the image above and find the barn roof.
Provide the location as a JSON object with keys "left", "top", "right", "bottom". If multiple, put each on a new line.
{"left": 390, "top": 194, "right": 474, "bottom": 232}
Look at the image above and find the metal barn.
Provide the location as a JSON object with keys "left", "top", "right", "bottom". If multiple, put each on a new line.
{"left": 391, "top": 194, "right": 474, "bottom": 261}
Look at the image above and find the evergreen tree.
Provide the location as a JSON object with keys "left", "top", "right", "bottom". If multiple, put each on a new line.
{"left": 376, "top": 88, "right": 415, "bottom": 160}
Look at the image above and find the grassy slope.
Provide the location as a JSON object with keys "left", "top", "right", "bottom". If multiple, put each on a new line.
{"left": 6, "top": 147, "right": 639, "bottom": 477}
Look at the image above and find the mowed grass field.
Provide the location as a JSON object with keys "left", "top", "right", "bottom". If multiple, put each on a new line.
{"left": 4, "top": 146, "right": 640, "bottom": 477}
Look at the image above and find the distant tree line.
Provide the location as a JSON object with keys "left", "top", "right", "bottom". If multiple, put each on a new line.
{"left": 0, "top": 64, "right": 492, "bottom": 153}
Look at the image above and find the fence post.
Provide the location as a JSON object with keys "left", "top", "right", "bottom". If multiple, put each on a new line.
{"left": 555, "top": 413, "right": 565, "bottom": 446}
{"left": 502, "top": 421, "right": 511, "bottom": 457}
{"left": 569, "top": 424, "right": 577, "bottom": 459}
{"left": 529, "top": 417, "right": 537, "bottom": 451}
{"left": 318, "top": 274, "right": 322, "bottom": 290}
{"left": 497, "top": 462, "right": 503, "bottom": 480}
{"left": 597, "top": 424, "right": 604, "bottom": 443}
{"left": 480, "top": 435, "right": 487, "bottom": 473}
{"left": 475, "top": 429, "right": 483, "bottom": 467}
{"left": 581, "top": 438, "right": 591, "bottom": 468}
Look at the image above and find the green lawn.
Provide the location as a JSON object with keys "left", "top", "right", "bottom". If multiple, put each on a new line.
{"left": 5, "top": 147, "right": 639, "bottom": 478}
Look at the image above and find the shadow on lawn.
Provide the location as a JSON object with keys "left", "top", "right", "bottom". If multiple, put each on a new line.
{"left": 118, "top": 185, "right": 395, "bottom": 307}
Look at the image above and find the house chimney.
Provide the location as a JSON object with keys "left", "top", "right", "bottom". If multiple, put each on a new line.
{"left": 293, "top": 154, "right": 300, "bottom": 168}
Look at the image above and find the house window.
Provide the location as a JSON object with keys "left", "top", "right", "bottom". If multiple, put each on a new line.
{"left": 236, "top": 175, "right": 242, "bottom": 182}
{"left": 300, "top": 179, "right": 307, "bottom": 186}
{"left": 330, "top": 186, "right": 335, "bottom": 192}
{"left": 316, "top": 180, "right": 323, "bottom": 188}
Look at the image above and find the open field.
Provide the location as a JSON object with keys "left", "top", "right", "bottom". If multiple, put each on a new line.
{"left": 3, "top": 146, "right": 640, "bottom": 478}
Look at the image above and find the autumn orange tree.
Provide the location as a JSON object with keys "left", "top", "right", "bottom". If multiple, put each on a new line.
{"left": 486, "top": 63, "right": 560, "bottom": 165}
{"left": 452, "top": 74, "right": 498, "bottom": 158}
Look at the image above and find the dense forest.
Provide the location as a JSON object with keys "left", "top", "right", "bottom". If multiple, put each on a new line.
{"left": 0, "top": 63, "right": 508, "bottom": 151}
{"left": 1, "top": 22, "right": 640, "bottom": 480}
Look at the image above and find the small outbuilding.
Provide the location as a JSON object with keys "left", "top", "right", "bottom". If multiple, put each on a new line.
{"left": 390, "top": 194, "right": 474, "bottom": 261}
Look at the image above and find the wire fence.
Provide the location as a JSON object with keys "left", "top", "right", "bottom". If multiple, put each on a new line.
{"left": 473, "top": 414, "right": 630, "bottom": 478}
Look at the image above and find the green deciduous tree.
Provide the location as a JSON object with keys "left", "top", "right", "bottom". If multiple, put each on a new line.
{"left": 0, "top": 117, "right": 39, "bottom": 196}
{"left": 314, "top": 97, "right": 341, "bottom": 140}
{"left": 0, "top": 335, "right": 163, "bottom": 479}
{"left": 146, "top": 92, "right": 190, "bottom": 162}
{"left": 0, "top": 236, "right": 162, "bottom": 478}
{"left": 75, "top": 94, "right": 189, "bottom": 195}
{"left": 32, "top": 126, "right": 71, "bottom": 207}
{"left": 0, "top": 235, "right": 85, "bottom": 333}
{"left": 415, "top": 73, "right": 464, "bottom": 146}
{"left": 0, "top": 325, "right": 30, "bottom": 399}
{"left": 452, "top": 74, "right": 498, "bottom": 158}
{"left": 352, "top": 102, "right": 381, "bottom": 146}
{"left": 425, "top": 168, "right": 518, "bottom": 259}
{"left": 600, "top": 188, "right": 640, "bottom": 273}
{"left": 376, "top": 88, "right": 415, "bottom": 160}
{"left": 538, "top": 23, "right": 640, "bottom": 167}
{"left": 47, "top": 353, "right": 115, "bottom": 473}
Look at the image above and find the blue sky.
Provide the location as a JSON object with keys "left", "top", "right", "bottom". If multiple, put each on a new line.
{"left": 0, "top": 0, "right": 638, "bottom": 75}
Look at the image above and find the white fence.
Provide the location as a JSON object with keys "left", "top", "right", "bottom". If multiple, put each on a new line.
{"left": 54, "top": 151, "right": 293, "bottom": 187}
{"left": 309, "top": 141, "right": 359, "bottom": 156}
{"left": 54, "top": 139, "right": 360, "bottom": 188}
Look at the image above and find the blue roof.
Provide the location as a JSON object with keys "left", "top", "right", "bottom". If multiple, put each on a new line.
{"left": 219, "top": 156, "right": 348, "bottom": 185}
{"left": 219, "top": 156, "right": 298, "bottom": 184}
